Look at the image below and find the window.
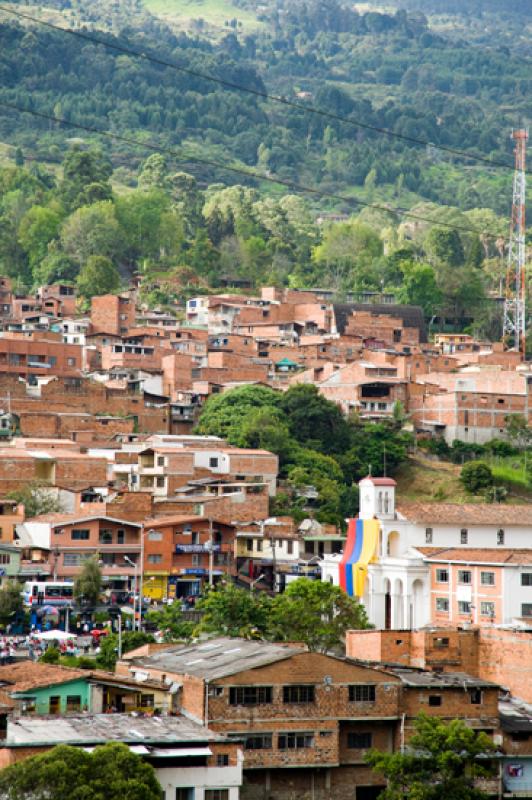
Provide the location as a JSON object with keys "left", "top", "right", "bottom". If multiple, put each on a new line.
{"left": 521, "top": 604, "right": 532, "bottom": 617}
{"left": 436, "top": 569, "right": 448, "bottom": 583}
{"left": 216, "top": 754, "right": 229, "bottom": 767}
{"left": 157, "top": 456, "right": 165, "bottom": 467}
{"left": 66, "top": 695, "right": 81, "bottom": 711}
{"left": 246, "top": 539, "right": 253, "bottom": 552}
{"left": 229, "top": 686, "right": 272, "bottom": 706}
{"left": 460, "top": 529, "right": 468, "bottom": 544}
{"left": 470, "top": 689, "right": 483, "bottom": 705}
{"left": 522, "top": 574, "right": 532, "bottom": 586}
{"left": 287, "top": 540, "right": 294, "bottom": 555}
{"left": 244, "top": 734, "right": 272, "bottom": 750}
{"left": 156, "top": 476, "right": 165, "bottom": 488}
{"left": 63, "top": 553, "right": 86, "bottom": 566}
{"left": 433, "top": 637, "right": 449, "bottom": 648}
{"left": 71, "top": 529, "right": 89, "bottom": 540}
{"left": 278, "top": 733, "right": 314, "bottom": 750}
{"left": 22, "top": 696, "right": 36, "bottom": 713}
{"left": 497, "top": 529, "right": 505, "bottom": 545}
{"left": 175, "top": 789, "right": 195, "bottom": 800}
{"left": 428, "top": 695, "right": 442, "bottom": 707}
{"left": 148, "top": 554, "right": 162, "bottom": 564}
{"left": 205, "top": 792, "right": 228, "bottom": 800}
{"left": 458, "top": 570, "right": 471, "bottom": 584}
{"left": 481, "top": 572, "right": 495, "bottom": 586}
{"left": 458, "top": 601, "right": 472, "bottom": 615}
{"left": 347, "top": 732, "right": 373, "bottom": 749}
{"left": 0, "top": 554, "right": 10, "bottom": 565}
{"left": 191, "top": 555, "right": 200, "bottom": 567}
{"left": 67, "top": 357, "right": 76, "bottom": 367}
{"left": 140, "top": 694, "right": 154, "bottom": 708}
{"left": 425, "top": 528, "right": 433, "bottom": 544}
{"left": 283, "top": 685, "right": 315, "bottom": 704}
{"left": 99, "top": 530, "right": 113, "bottom": 544}
{"left": 435, "top": 598, "right": 449, "bottom": 613}
{"left": 349, "top": 685, "right": 376, "bottom": 702}
{"left": 256, "top": 539, "right": 263, "bottom": 552}
{"left": 481, "top": 602, "right": 495, "bottom": 617}
{"left": 209, "top": 457, "right": 219, "bottom": 468}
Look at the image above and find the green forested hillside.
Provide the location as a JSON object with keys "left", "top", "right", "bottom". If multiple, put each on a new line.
{"left": 0, "top": 0, "right": 529, "bottom": 344}
{"left": 0, "top": 0, "right": 530, "bottom": 215}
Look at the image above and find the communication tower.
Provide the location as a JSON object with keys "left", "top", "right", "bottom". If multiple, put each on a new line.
{"left": 503, "top": 128, "right": 528, "bottom": 356}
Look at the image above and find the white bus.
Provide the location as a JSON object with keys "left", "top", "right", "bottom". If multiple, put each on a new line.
{"left": 23, "top": 581, "right": 74, "bottom": 607}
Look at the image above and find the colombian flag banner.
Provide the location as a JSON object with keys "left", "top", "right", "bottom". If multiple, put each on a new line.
{"left": 339, "top": 518, "right": 379, "bottom": 597}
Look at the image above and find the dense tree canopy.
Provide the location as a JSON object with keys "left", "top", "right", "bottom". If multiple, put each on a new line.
{"left": 195, "top": 578, "right": 369, "bottom": 649}
{"left": 0, "top": 742, "right": 162, "bottom": 800}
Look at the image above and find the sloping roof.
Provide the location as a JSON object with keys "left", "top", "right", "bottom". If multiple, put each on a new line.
{"left": 334, "top": 303, "right": 427, "bottom": 341}
{"left": 418, "top": 547, "right": 532, "bottom": 565}
{"left": 126, "top": 637, "right": 303, "bottom": 680}
{"left": 0, "top": 662, "right": 87, "bottom": 694}
{"left": 398, "top": 503, "right": 532, "bottom": 526}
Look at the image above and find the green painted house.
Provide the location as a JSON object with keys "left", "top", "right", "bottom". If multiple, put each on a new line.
{"left": 12, "top": 675, "right": 91, "bottom": 715}
{"left": 0, "top": 662, "right": 171, "bottom": 715}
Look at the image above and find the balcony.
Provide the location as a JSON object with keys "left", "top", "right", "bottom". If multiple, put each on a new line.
{"left": 175, "top": 544, "right": 221, "bottom": 554}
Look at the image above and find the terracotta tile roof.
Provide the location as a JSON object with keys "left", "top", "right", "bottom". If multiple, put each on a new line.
{"left": 398, "top": 502, "right": 532, "bottom": 526}
{"left": 418, "top": 547, "right": 532, "bottom": 564}
{"left": 0, "top": 662, "right": 87, "bottom": 693}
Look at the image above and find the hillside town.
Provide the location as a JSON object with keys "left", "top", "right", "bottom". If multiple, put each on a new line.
{"left": 0, "top": 274, "right": 529, "bottom": 799}
{"left": 0, "top": 0, "right": 531, "bottom": 793}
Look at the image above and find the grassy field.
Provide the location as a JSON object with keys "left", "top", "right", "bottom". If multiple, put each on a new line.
{"left": 395, "top": 453, "right": 532, "bottom": 504}
{"left": 142, "top": 0, "right": 264, "bottom": 34}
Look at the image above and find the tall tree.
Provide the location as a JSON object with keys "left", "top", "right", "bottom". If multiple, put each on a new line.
{"left": 60, "top": 147, "right": 113, "bottom": 211}
{"left": 60, "top": 201, "right": 123, "bottom": 267}
{"left": 73, "top": 556, "right": 102, "bottom": 607}
{"left": 366, "top": 713, "right": 496, "bottom": 800}
{"left": 270, "top": 578, "right": 369, "bottom": 652}
{"left": 280, "top": 383, "right": 351, "bottom": 454}
{"left": 0, "top": 581, "right": 23, "bottom": 627}
{"left": 196, "top": 582, "right": 272, "bottom": 639}
{"left": 76, "top": 255, "right": 121, "bottom": 299}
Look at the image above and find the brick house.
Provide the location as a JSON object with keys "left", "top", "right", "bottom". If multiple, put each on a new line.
{"left": 116, "top": 637, "right": 501, "bottom": 800}
{"left": 142, "top": 515, "right": 236, "bottom": 601}
{"left": 17, "top": 514, "right": 142, "bottom": 594}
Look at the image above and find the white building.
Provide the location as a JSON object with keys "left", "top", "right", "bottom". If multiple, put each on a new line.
{"left": 321, "top": 476, "right": 532, "bottom": 630}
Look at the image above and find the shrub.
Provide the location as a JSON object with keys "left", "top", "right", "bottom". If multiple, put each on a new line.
{"left": 460, "top": 461, "right": 493, "bottom": 493}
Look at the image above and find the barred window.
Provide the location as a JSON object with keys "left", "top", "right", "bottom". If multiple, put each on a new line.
{"left": 349, "top": 685, "right": 376, "bottom": 702}
{"left": 283, "top": 685, "right": 315, "bottom": 704}
{"left": 229, "top": 686, "right": 272, "bottom": 706}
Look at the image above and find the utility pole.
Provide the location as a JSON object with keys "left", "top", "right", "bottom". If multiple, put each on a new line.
{"left": 208, "top": 517, "right": 214, "bottom": 588}
{"left": 503, "top": 129, "right": 528, "bottom": 357}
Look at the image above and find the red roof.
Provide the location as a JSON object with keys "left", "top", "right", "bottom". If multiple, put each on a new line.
{"left": 361, "top": 477, "right": 397, "bottom": 486}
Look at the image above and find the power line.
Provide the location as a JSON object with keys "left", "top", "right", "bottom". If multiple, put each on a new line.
{"left": 0, "top": 99, "right": 507, "bottom": 241}
{"left": 0, "top": 3, "right": 525, "bottom": 177}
